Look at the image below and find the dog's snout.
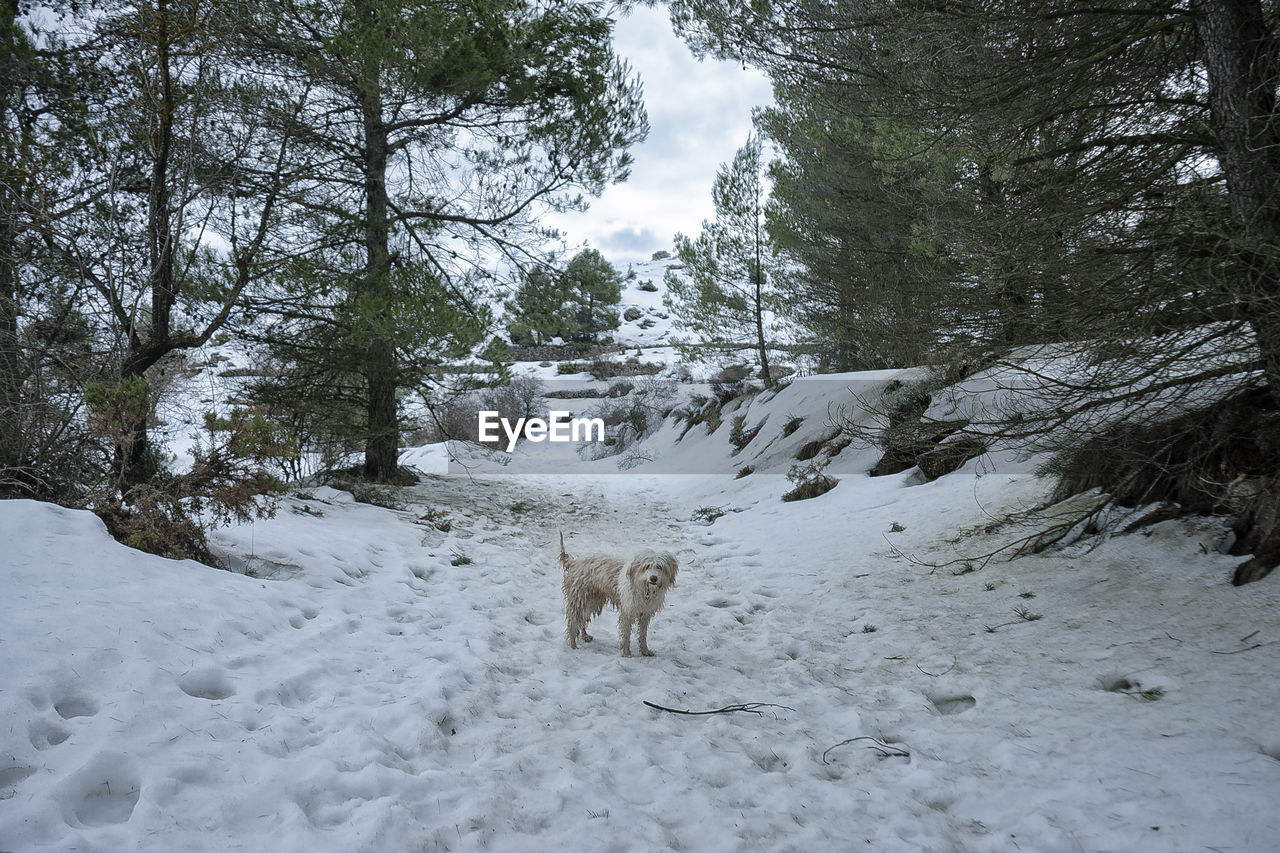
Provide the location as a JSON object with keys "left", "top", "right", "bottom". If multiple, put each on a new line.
{"left": 648, "top": 574, "right": 659, "bottom": 584}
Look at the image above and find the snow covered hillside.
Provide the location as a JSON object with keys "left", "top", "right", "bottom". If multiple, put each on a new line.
{"left": 4, "top": 367, "right": 1280, "bottom": 852}
{"left": 506, "top": 252, "right": 794, "bottom": 383}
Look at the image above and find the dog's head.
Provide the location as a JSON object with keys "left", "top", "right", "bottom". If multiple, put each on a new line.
{"left": 627, "top": 550, "right": 678, "bottom": 594}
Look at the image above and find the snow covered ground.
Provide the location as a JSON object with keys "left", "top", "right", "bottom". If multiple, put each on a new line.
{"left": 4, "top": 365, "right": 1280, "bottom": 852}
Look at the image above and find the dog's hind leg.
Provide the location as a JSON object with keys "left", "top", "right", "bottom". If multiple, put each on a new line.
{"left": 618, "top": 611, "right": 635, "bottom": 657}
{"left": 565, "top": 600, "right": 583, "bottom": 649}
{"left": 565, "top": 591, "right": 598, "bottom": 649}
{"left": 567, "top": 618, "right": 595, "bottom": 648}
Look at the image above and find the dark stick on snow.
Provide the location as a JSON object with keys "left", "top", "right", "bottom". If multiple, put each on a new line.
{"left": 917, "top": 656, "right": 957, "bottom": 677}
{"left": 643, "top": 701, "right": 794, "bottom": 717}
{"left": 822, "top": 736, "right": 911, "bottom": 764}
{"left": 1210, "top": 641, "right": 1273, "bottom": 655}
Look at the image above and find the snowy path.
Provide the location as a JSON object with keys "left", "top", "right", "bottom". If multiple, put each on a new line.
{"left": 4, "top": 464, "right": 1280, "bottom": 852}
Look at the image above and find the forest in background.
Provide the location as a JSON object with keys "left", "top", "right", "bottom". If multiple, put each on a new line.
{"left": 4, "top": 0, "right": 1280, "bottom": 582}
{"left": 657, "top": 0, "right": 1280, "bottom": 582}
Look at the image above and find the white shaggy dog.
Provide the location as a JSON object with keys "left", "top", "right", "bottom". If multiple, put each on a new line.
{"left": 559, "top": 532, "right": 678, "bottom": 657}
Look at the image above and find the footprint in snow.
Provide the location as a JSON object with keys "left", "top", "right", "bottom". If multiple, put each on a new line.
{"left": 0, "top": 764, "right": 36, "bottom": 790}
{"left": 53, "top": 694, "right": 98, "bottom": 720}
{"left": 285, "top": 607, "right": 318, "bottom": 629}
{"left": 928, "top": 693, "right": 977, "bottom": 716}
{"left": 29, "top": 720, "right": 71, "bottom": 750}
{"left": 177, "top": 666, "right": 235, "bottom": 701}
{"left": 59, "top": 753, "right": 141, "bottom": 828}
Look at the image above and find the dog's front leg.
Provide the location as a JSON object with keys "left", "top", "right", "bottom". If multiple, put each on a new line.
{"left": 618, "top": 612, "right": 634, "bottom": 657}
{"left": 637, "top": 613, "right": 655, "bottom": 656}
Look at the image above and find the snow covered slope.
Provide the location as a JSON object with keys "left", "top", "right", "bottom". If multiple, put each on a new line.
{"left": 507, "top": 252, "right": 796, "bottom": 382}
{"left": 4, "top": 370, "right": 1280, "bottom": 852}
{"left": 612, "top": 254, "right": 681, "bottom": 351}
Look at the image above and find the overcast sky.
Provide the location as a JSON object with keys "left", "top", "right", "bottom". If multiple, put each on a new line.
{"left": 544, "top": 6, "right": 773, "bottom": 266}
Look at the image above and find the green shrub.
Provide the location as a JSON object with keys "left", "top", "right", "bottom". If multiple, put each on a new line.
{"left": 693, "top": 505, "right": 726, "bottom": 523}
{"left": 94, "top": 407, "right": 288, "bottom": 565}
{"left": 781, "top": 462, "right": 838, "bottom": 502}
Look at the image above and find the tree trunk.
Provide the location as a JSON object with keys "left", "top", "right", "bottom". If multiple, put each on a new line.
{"left": 118, "top": 349, "right": 164, "bottom": 489}
{"left": 0, "top": 165, "right": 20, "bottom": 489}
{"left": 361, "top": 92, "right": 399, "bottom": 482}
{"left": 752, "top": 184, "right": 772, "bottom": 386}
{"left": 1, "top": 2, "right": 26, "bottom": 489}
{"left": 753, "top": 273, "right": 772, "bottom": 386}
{"left": 148, "top": 0, "right": 175, "bottom": 358}
{"left": 1193, "top": 0, "right": 1280, "bottom": 400}
{"left": 0, "top": 188, "right": 19, "bottom": 486}
{"left": 117, "top": 0, "right": 179, "bottom": 489}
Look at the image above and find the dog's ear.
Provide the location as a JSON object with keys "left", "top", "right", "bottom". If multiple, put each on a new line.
{"left": 626, "top": 555, "right": 642, "bottom": 586}
{"left": 666, "top": 554, "right": 678, "bottom": 586}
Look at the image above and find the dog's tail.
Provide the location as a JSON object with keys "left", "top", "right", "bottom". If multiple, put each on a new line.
{"left": 558, "top": 530, "right": 570, "bottom": 570}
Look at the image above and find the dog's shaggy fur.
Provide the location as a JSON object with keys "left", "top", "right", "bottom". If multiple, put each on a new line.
{"left": 559, "top": 531, "right": 678, "bottom": 657}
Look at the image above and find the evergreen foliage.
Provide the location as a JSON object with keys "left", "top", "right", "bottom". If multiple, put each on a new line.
{"left": 562, "top": 249, "right": 623, "bottom": 344}
{"left": 665, "top": 135, "right": 778, "bottom": 384}
{"left": 1, "top": 0, "right": 313, "bottom": 491}
{"left": 506, "top": 267, "right": 570, "bottom": 346}
{"left": 667, "top": 0, "right": 1274, "bottom": 374}
{"left": 239, "top": 0, "right": 646, "bottom": 481}
{"left": 2, "top": 2, "right": 125, "bottom": 499}
{"left": 0, "top": 0, "right": 646, "bottom": 555}
{"left": 505, "top": 249, "right": 622, "bottom": 346}
{"left": 668, "top": 0, "right": 1280, "bottom": 580}
{"left": 758, "top": 88, "right": 962, "bottom": 370}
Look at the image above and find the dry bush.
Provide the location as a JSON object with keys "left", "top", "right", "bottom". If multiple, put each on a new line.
{"left": 421, "top": 376, "right": 545, "bottom": 444}
{"left": 555, "top": 357, "right": 664, "bottom": 380}
{"left": 95, "top": 483, "right": 219, "bottom": 564}
{"left": 675, "top": 393, "right": 725, "bottom": 439}
{"left": 584, "top": 377, "right": 678, "bottom": 457}
{"left": 729, "top": 413, "right": 765, "bottom": 451}
{"left": 917, "top": 435, "right": 988, "bottom": 480}
{"left": 795, "top": 438, "right": 828, "bottom": 461}
{"left": 1046, "top": 386, "right": 1280, "bottom": 583}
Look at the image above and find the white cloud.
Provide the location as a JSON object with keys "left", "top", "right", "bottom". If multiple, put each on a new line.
{"left": 545, "top": 6, "right": 773, "bottom": 265}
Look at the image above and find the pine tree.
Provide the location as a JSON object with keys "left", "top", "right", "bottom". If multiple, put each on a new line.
{"left": 759, "top": 89, "right": 962, "bottom": 370}
{"left": 506, "top": 266, "right": 570, "bottom": 346}
{"left": 668, "top": 0, "right": 1280, "bottom": 581}
{"left": 665, "top": 135, "right": 777, "bottom": 384}
{"left": 244, "top": 0, "right": 647, "bottom": 481}
{"left": 8, "top": 0, "right": 308, "bottom": 491}
{"left": 561, "top": 249, "right": 622, "bottom": 344}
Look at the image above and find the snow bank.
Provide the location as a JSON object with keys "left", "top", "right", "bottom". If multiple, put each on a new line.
{"left": 4, "top": 368, "right": 1280, "bottom": 852}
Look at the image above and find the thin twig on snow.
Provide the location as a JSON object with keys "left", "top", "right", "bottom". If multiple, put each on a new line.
{"left": 642, "top": 701, "right": 794, "bottom": 717}
{"left": 917, "top": 656, "right": 957, "bottom": 677}
{"left": 822, "top": 737, "right": 911, "bottom": 764}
